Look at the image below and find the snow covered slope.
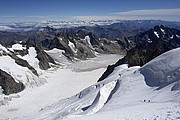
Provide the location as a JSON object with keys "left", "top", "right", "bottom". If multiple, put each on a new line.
{"left": 19, "top": 48, "right": 180, "bottom": 120}
{"left": 0, "top": 44, "right": 121, "bottom": 120}
{"left": 0, "top": 43, "right": 45, "bottom": 89}
{"left": 140, "top": 48, "right": 180, "bottom": 88}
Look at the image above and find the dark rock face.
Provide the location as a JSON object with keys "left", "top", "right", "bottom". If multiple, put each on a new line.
{"left": 76, "top": 42, "right": 96, "bottom": 60}
{"left": 9, "top": 53, "right": 38, "bottom": 76}
{"left": 98, "top": 26, "right": 180, "bottom": 82}
{"left": 90, "top": 38, "right": 124, "bottom": 54}
{"left": 35, "top": 44, "right": 56, "bottom": 70}
{"left": 0, "top": 69, "right": 25, "bottom": 95}
{"left": 87, "top": 32, "right": 99, "bottom": 46}
{"left": 13, "top": 49, "right": 28, "bottom": 56}
{"left": 171, "top": 81, "right": 180, "bottom": 91}
{"left": 124, "top": 25, "right": 180, "bottom": 67}
{"left": 0, "top": 31, "right": 28, "bottom": 45}
{"left": 26, "top": 39, "right": 56, "bottom": 70}
{"left": 49, "top": 37, "right": 74, "bottom": 58}
{"left": 98, "top": 65, "right": 116, "bottom": 82}
{"left": 40, "top": 29, "right": 125, "bottom": 60}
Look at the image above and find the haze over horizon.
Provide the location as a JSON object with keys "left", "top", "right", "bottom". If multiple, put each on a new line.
{"left": 0, "top": 0, "right": 179, "bottom": 23}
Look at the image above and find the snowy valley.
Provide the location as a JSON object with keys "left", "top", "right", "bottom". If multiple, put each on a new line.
{"left": 17, "top": 48, "right": 180, "bottom": 120}
{"left": 0, "top": 21, "right": 180, "bottom": 120}
{"left": 0, "top": 54, "right": 121, "bottom": 119}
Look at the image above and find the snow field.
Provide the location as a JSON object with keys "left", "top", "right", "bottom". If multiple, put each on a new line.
{"left": 20, "top": 48, "right": 180, "bottom": 120}
{"left": 0, "top": 51, "right": 122, "bottom": 120}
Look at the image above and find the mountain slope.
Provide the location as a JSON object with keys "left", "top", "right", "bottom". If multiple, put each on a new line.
{"left": 0, "top": 46, "right": 121, "bottom": 119}
{"left": 98, "top": 25, "right": 180, "bottom": 82}
{"left": 0, "top": 24, "right": 180, "bottom": 120}
{"left": 19, "top": 48, "right": 180, "bottom": 120}
{"left": 0, "top": 41, "right": 56, "bottom": 95}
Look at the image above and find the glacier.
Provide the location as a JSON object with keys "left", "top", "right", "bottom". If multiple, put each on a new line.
{"left": 18, "top": 48, "right": 180, "bottom": 120}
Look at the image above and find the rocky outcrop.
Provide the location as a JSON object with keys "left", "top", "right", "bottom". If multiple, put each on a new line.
{"left": 49, "top": 37, "right": 74, "bottom": 58}
{"left": 98, "top": 65, "right": 116, "bottom": 82}
{"left": 98, "top": 26, "right": 180, "bottom": 82}
{"left": 123, "top": 25, "right": 180, "bottom": 67}
{"left": 0, "top": 39, "right": 57, "bottom": 95}
{"left": 171, "top": 81, "right": 180, "bottom": 91}
{"left": 9, "top": 53, "right": 38, "bottom": 76}
{"left": 75, "top": 42, "right": 96, "bottom": 60}
{"left": 41, "top": 29, "right": 125, "bottom": 60}
{"left": 0, "top": 69, "right": 25, "bottom": 95}
{"left": 35, "top": 44, "right": 56, "bottom": 70}
{"left": 26, "top": 39, "right": 56, "bottom": 70}
{"left": 94, "top": 38, "right": 125, "bottom": 54}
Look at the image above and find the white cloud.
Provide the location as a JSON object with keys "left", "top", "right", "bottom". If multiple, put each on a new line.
{"left": 73, "top": 8, "right": 180, "bottom": 22}
{"left": 0, "top": 9, "right": 179, "bottom": 23}
{"left": 0, "top": 16, "right": 15, "bottom": 18}
{"left": 26, "top": 16, "right": 47, "bottom": 19}
{"left": 25, "top": 15, "right": 56, "bottom": 19}
{"left": 73, "top": 15, "right": 120, "bottom": 20}
{"left": 112, "top": 8, "right": 180, "bottom": 16}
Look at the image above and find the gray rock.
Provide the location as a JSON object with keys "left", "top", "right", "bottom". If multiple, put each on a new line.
{"left": 26, "top": 39, "right": 56, "bottom": 70}
{"left": 98, "top": 26, "right": 180, "bottom": 82}
{"left": 0, "top": 69, "right": 25, "bottom": 95}
{"left": 35, "top": 44, "right": 56, "bottom": 70}
{"left": 171, "top": 81, "right": 180, "bottom": 91}
{"left": 9, "top": 53, "right": 38, "bottom": 76}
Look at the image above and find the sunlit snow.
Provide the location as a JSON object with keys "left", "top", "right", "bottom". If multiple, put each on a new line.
{"left": 17, "top": 48, "right": 180, "bottom": 120}
{"left": 154, "top": 31, "right": 159, "bottom": 38}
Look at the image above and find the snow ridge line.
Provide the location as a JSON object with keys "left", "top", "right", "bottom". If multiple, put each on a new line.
{"left": 84, "top": 80, "right": 119, "bottom": 115}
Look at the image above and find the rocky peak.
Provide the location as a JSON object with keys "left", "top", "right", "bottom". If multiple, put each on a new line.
{"left": 127, "top": 26, "right": 180, "bottom": 66}
{"left": 24, "top": 39, "right": 56, "bottom": 70}
{"left": 40, "top": 29, "right": 125, "bottom": 60}
{"left": 98, "top": 26, "right": 180, "bottom": 82}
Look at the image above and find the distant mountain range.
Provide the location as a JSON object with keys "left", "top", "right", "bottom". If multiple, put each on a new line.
{"left": 0, "top": 20, "right": 179, "bottom": 33}
{"left": 0, "top": 20, "right": 179, "bottom": 46}
{"left": 0, "top": 20, "right": 123, "bottom": 31}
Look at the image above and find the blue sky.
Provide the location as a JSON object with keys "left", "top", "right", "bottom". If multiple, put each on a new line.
{"left": 0, "top": 0, "right": 179, "bottom": 22}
